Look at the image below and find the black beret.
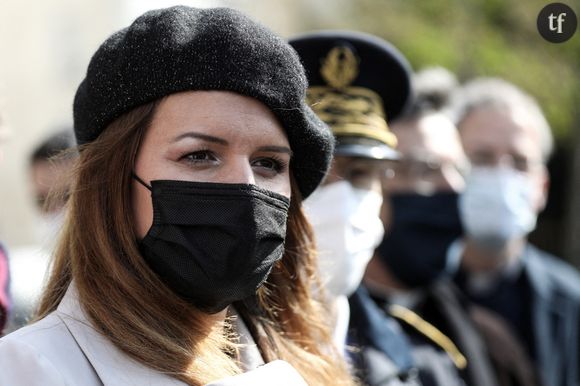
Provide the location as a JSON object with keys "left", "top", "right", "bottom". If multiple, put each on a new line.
{"left": 290, "top": 31, "right": 413, "bottom": 160}
{"left": 73, "top": 6, "right": 334, "bottom": 198}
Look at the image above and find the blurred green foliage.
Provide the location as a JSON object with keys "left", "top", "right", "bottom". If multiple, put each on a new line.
{"left": 298, "top": 0, "right": 580, "bottom": 140}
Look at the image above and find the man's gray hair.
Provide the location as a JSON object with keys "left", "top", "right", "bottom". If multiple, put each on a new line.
{"left": 412, "top": 66, "right": 459, "bottom": 115}
{"left": 450, "top": 78, "right": 554, "bottom": 162}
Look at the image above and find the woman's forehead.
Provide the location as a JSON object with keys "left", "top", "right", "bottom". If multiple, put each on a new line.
{"left": 148, "top": 91, "right": 290, "bottom": 147}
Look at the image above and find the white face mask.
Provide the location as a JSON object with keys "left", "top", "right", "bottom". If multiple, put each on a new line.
{"left": 459, "top": 166, "right": 537, "bottom": 250}
{"left": 303, "top": 181, "right": 384, "bottom": 298}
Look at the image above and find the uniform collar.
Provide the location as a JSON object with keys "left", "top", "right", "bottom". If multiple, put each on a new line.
{"left": 521, "top": 244, "right": 552, "bottom": 300}
{"left": 56, "top": 283, "right": 186, "bottom": 386}
{"left": 451, "top": 238, "right": 525, "bottom": 295}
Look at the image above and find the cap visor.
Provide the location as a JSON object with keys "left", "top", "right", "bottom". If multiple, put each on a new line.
{"left": 334, "top": 143, "right": 399, "bottom": 160}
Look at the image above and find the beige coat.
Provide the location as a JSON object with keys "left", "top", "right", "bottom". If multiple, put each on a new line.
{"left": 0, "top": 285, "right": 306, "bottom": 386}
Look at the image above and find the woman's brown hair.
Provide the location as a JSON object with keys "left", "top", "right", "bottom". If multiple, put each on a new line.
{"left": 37, "top": 100, "right": 356, "bottom": 386}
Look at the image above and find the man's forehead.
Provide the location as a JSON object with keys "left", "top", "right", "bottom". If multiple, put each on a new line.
{"left": 392, "top": 114, "right": 464, "bottom": 161}
{"left": 460, "top": 106, "right": 542, "bottom": 156}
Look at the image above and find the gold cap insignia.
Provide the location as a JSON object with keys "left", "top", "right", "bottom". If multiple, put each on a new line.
{"left": 320, "top": 46, "right": 359, "bottom": 89}
{"left": 307, "top": 44, "right": 397, "bottom": 148}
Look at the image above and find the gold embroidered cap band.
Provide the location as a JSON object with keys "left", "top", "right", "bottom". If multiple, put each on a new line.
{"left": 306, "top": 85, "right": 397, "bottom": 149}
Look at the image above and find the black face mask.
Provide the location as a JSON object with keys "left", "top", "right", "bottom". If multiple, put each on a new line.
{"left": 134, "top": 176, "right": 290, "bottom": 314}
{"left": 377, "top": 192, "right": 463, "bottom": 288}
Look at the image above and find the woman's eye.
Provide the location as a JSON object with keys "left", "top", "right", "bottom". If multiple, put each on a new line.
{"left": 181, "top": 150, "right": 218, "bottom": 164}
{"left": 252, "top": 157, "right": 287, "bottom": 174}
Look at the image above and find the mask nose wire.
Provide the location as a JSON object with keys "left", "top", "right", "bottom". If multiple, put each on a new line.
{"left": 131, "top": 172, "right": 152, "bottom": 191}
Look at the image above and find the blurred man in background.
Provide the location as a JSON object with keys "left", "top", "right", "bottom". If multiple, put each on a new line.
{"left": 0, "top": 113, "right": 11, "bottom": 334}
{"left": 290, "top": 31, "right": 422, "bottom": 385}
{"left": 5, "top": 130, "right": 75, "bottom": 332}
{"left": 28, "top": 130, "right": 74, "bottom": 240}
{"left": 363, "top": 67, "right": 503, "bottom": 386}
{"left": 450, "top": 78, "right": 580, "bottom": 386}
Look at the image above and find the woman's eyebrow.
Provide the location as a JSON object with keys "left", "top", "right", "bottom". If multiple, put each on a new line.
{"left": 257, "top": 145, "right": 293, "bottom": 156}
{"left": 172, "top": 133, "right": 292, "bottom": 155}
{"left": 173, "top": 131, "right": 228, "bottom": 145}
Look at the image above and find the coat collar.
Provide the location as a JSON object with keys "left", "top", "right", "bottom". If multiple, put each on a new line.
{"left": 229, "top": 308, "right": 265, "bottom": 371}
{"left": 521, "top": 244, "right": 553, "bottom": 300}
{"left": 56, "top": 284, "right": 186, "bottom": 386}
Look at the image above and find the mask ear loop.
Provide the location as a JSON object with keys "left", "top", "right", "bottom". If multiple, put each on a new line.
{"left": 131, "top": 172, "right": 152, "bottom": 191}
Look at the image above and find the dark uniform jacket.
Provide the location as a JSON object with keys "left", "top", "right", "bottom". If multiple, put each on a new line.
{"left": 349, "top": 283, "right": 499, "bottom": 386}
{"left": 526, "top": 245, "right": 580, "bottom": 386}
{"left": 456, "top": 244, "right": 580, "bottom": 386}
{"left": 348, "top": 286, "right": 421, "bottom": 386}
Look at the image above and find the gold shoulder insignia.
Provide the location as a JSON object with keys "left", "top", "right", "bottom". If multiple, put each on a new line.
{"left": 320, "top": 46, "right": 359, "bottom": 89}
{"left": 389, "top": 304, "right": 468, "bottom": 370}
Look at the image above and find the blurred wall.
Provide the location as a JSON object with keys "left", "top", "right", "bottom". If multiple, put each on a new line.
{"left": 0, "top": 0, "right": 124, "bottom": 247}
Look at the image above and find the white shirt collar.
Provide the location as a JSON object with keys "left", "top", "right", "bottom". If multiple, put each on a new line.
{"left": 331, "top": 295, "right": 351, "bottom": 353}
